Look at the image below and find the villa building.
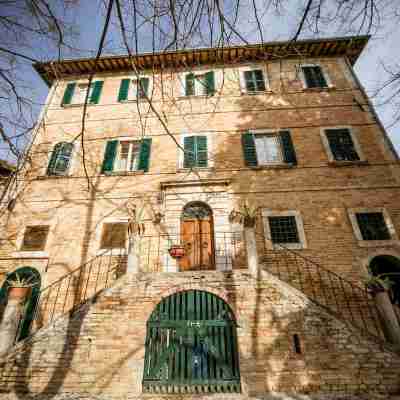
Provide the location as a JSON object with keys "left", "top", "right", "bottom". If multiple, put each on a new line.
{"left": 1, "top": 35, "right": 400, "bottom": 399}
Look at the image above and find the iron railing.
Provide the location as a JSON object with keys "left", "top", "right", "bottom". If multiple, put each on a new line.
{"left": 132, "top": 231, "right": 245, "bottom": 272}
{"left": 261, "top": 241, "right": 385, "bottom": 343}
{"left": 15, "top": 249, "right": 126, "bottom": 341}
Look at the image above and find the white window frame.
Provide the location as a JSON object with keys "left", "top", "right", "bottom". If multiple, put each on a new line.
{"left": 43, "top": 140, "right": 80, "bottom": 177}
{"left": 348, "top": 208, "right": 398, "bottom": 248}
{"left": 178, "top": 132, "right": 213, "bottom": 169}
{"left": 238, "top": 64, "right": 269, "bottom": 94}
{"left": 299, "top": 64, "right": 333, "bottom": 89}
{"left": 262, "top": 210, "right": 307, "bottom": 250}
{"left": 249, "top": 129, "right": 287, "bottom": 166}
{"left": 71, "top": 82, "right": 94, "bottom": 105}
{"left": 320, "top": 126, "right": 365, "bottom": 163}
{"left": 113, "top": 138, "right": 142, "bottom": 173}
{"left": 96, "top": 217, "right": 129, "bottom": 255}
{"left": 180, "top": 69, "right": 221, "bottom": 97}
{"left": 13, "top": 223, "right": 52, "bottom": 258}
{"left": 126, "top": 76, "right": 153, "bottom": 101}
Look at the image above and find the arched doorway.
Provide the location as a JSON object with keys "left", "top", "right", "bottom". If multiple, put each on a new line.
{"left": 0, "top": 266, "right": 41, "bottom": 341}
{"left": 179, "top": 202, "right": 215, "bottom": 271}
{"left": 142, "top": 290, "right": 240, "bottom": 393}
{"left": 370, "top": 255, "right": 400, "bottom": 307}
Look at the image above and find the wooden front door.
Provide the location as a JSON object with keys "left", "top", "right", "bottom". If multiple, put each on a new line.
{"left": 179, "top": 204, "right": 215, "bottom": 271}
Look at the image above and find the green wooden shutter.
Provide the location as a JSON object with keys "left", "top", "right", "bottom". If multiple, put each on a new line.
{"left": 89, "top": 81, "right": 103, "bottom": 104}
{"left": 244, "top": 71, "right": 255, "bottom": 92}
{"left": 254, "top": 69, "right": 266, "bottom": 91}
{"left": 280, "top": 130, "right": 297, "bottom": 165}
{"left": 241, "top": 132, "right": 258, "bottom": 167}
{"left": 184, "top": 136, "right": 196, "bottom": 168}
{"left": 61, "top": 83, "right": 76, "bottom": 105}
{"left": 118, "top": 79, "right": 130, "bottom": 102}
{"left": 101, "top": 140, "right": 118, "bottom": 173}
{"left": 139, "top": 77, "right": 149, "bottom": 98}
{"left": 47, "top": 142, "right": 63, "bottom": 175}
{"left": 185, "top": 73, "right": 195, "bottom": 96}
{"left": 196, "top": 136, "right": 208, "bottom": 167}
{"left": 138, "top": 138, "right": 152, "bottom": 172}
{"left": 205, "top": 71, "right": 215, "bottom": 95}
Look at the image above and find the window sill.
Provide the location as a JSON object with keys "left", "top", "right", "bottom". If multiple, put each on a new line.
{"left": 102, "top": 170, "right": 145, "bottom": 176}
{"left": 96, "top": 249, "right": 127, "bottom": 256}
{"left": 119, "top": 98, "right": 148, "bottom": 103}
{"left": 302, "top": 86, "right": 335, "bottom": 92}
{"left": 328, "top": 160, "right": 368, "bottom": 167}
{"left": 61, "top": 103, "right": 95, "bottom": 108}
{"left": 37, "top": 174, "right": 70, "bottom": 180}
{"left": 357, "top": 239, "right": 399, "bottom": 248}
{"left": 177, "top": 167, "right": 214, "bottom": 172}
{"left": 271, "top": 243, "right": 305, "bottom": 251}
{"left": 178, "top": 94, "right": 215, "bottom": 100}
{"left": 241, "top": 90, "right": 273, "bottom": 96}
{"left": 12, "top": 251, "right": 49, "bottom": 258}
{"left": 250, "top": 163, "right": 294, "bottom": 170}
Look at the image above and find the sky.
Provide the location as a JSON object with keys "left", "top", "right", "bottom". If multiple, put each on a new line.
{"left": 1, "top": 1, "right": 399, "bottom": 162}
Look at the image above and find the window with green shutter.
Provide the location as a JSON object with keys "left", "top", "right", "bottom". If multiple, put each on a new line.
{"left": 118, "top": 77, "right": 150, "bottom": 101}
{"left": 101, "top": 138, "right": 152, "bottom": 174}
{"left": 183, "top": 136, "right": 208, "bottom": 168}
{"left": 62, "top": 81, "right": 103, "bottom": 105}
{"left": 301, "top": 65, "right": 328, "bottom": 88}
{"left": 325, "top": 128, "right": 360, "bottom": 162}
{"left": 243, "top": 69, "right": 266, "bottom": 92}
{"left": 143, "top": 290, "right": 241, "bottom": 394}
{"left": 47, "top": 142, "right": 74, "bottom": 176}
{"left": 185, "top": 71, "right": 215, "bottom": 96}
{"left": 242, "top": 130, "right": 297, "bottom": 167}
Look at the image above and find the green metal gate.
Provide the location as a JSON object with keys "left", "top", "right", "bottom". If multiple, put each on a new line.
{"left": 142, "top": 290, "right": 241, "bottom": 394}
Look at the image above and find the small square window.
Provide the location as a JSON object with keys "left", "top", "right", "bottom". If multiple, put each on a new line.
{"left": 129, "top": 78, "right": 149, "bottom": 100}
{"left": 72, "top": 83, "right": 93, "bottom": 104}
{"left": 100, "top": 223, "right": 127, "bottom": 249}
{"left": 116, "top": 141, "right": 141, "bottom": 172}
{"left": 21, "top": 226, "right": 50, "bottom": 251}
{"left": 356, "top": 213, "right": 391, "bottom": 241}
{"left": 244, "top": 69, "right": 266, "bottom": 92}
{"left": 302, "top": 66, "right": 328, "bottom": 88}
{"left": 268, "top": 216, "right": 300, "bottom": 244}
{"left": 325, "top": 128, "right": 360, "bottom": 162}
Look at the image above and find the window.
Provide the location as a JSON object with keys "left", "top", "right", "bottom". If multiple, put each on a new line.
{"left": 323, "top": 128, "right": 361, "bottom": 162}
{"left": 242, "top": 130, "right": 297, "bottom": 167}
{"left": 101, "top": 138, "right": 152, "bottom": 174}
{"left": 143, "top": 290, "right": 240, "bottom": 394}
{"left": 301, "top": 65, "right": 328, "bottom": 88}
{"left": 243, "top": 69, "right": 266, "bottom": 92}
{"left": 100, "top": 222, "right": 127, "bottom": 250}
{"left": 118, "top": 77, "right": 150, "bottom": 102}
{"left": 47, "top": 142, "right": 74, "bottom": 176}
{"left": 116, "top": 141, "right": 141, "bottom": 171}
{"left": 348, "top": 208, "right": 398, "bottom": 246}
{"left": 61, "top": 81, "right": 103, "bottom": 106}
{"left": 183, "top": 71, "right": 215, "bottom": 96}
{"left": 21, "top": 226, "right": 50, "bottom": 251}
{"left": 183, "top": 135, "right": 208, "bottom": 168}
{"left": 356, "top": 213, "right": 391, "bottom": 241}
{"left": 262, "top": 210, "right": 307, "bottom": 250}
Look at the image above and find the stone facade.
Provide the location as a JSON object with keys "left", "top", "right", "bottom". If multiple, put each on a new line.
{"left": 1, "top": 37, "right": 400, "bottom": 398}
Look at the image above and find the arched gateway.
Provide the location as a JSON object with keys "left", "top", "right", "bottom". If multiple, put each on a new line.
{"left": 142, "top": 290, "right": 240, "bottom": 393}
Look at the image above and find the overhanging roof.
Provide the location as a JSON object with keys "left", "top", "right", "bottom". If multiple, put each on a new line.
{"left": 34, "top": 35, "right": 370, "bottom": 86}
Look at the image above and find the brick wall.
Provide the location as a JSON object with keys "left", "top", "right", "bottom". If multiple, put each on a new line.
{"left": 1, "top": 271, "right": 400, "bottom": 399}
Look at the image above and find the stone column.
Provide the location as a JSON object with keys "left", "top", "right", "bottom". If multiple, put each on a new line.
{"left": 127, "top": 237, "right": 139, "bottom": 274}
{"left": 374, "top": 290, "right": 400, "bottom": 345}
{"left": 0, "top": 290, "right": 27, "bottom": 357}
{"left": 244, "top": 226, "right": 259, "bottom": 278}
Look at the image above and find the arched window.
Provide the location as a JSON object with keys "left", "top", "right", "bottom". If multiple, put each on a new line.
{"left": 47, "top": 142, "right": 74, "bottom": 176}
{"left": 370, "top": 255, "right": 400, "bottom": 306}
{"left": 143, "top": 290, "right": 240, "bottom": 393}
{"left": 0, "top": 267, "right": 41, "bottom": 341}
